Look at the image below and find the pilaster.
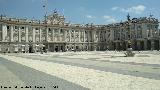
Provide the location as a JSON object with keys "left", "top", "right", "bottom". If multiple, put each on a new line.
{"left": 159, "top": 40, "right": 160, "bottom": 50}
{"left": 39, "top": 28, "right": 42, "bottom": 42}
{"left": 18, "top": 26, "right": 21, "bottom": 42}
{"left": 69, "top": 30, "right": 71, "bottom": 42}
{"left": 64, "top": 30, "right": 67, "bottom": 42}
{"left": 26, "top": 26, "right": 28, "bottom": 42}
{"left": 52, "top": 29, "right": 54, "bottom": 41}
{"left": 74, "top": 30, "right": 75, "bottom": 42}
{"left": 10, "top": 26, "right": 14, "bottom": 42}
{"left": 46, "top": 28, "right": 48, "bottom": 42}
{"left": 2, "top": 24, "right": 7, "bottom": 42}
{"left": 79, "top": 30, "right": 80, "bottom": 42}
{"left": 84, "top": 31, "right": 85, "bottom": 42}
{"left": 33, "top": 28, "right": 35, "bottom": 42}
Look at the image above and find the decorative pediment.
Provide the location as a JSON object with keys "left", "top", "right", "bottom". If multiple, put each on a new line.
{"left": 46, "top": 10, "right": 65, "bottom": 25}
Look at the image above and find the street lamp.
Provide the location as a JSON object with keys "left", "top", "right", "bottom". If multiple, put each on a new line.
{"left": 124, "top": 15, "right": 135, "bottom": 57}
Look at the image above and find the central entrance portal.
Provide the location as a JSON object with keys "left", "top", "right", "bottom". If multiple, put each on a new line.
{"left": 48, "top": 43, "right": 66, "bottom": 52}
{"left": 29, "top": 45, "right": 33, "bottom": 53}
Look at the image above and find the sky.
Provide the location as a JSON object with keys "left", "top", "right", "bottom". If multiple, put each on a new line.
{"left": 0, "top": 0, "right": 160, "bottom": 24}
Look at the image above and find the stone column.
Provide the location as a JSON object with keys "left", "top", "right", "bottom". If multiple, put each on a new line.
{"left": 39, "top": 28, "right": 42, "bottom": 42}
{"left": 63, "top": 29, "right": 67, "bottom": 42}
{"left": 2, "top": 24, "right": 7, "bottom": 42}
{"left": 136, "top": 27, "right": 138, "bottom": 38}
{"left": 159, "top": 40, "right": 160, "bottom": 51}
{"left": 84, "top": 31, "right": 85, "bottom": 42}
{"left": 74, "top": 30, "right": 75, "bottom": 42}
{"left": 46, "top": 28, "right": 48, "bottom": 42}
{"left": 69, "top": 30, "right": 71, "bottom": 42}
{"left": 33, "top": 28, "right": 35, "bottom": 42}
{"left": 120, "top": 30, "right": 121, "bottom": 40}
{"left": 151, "top": 40, "right": 155, "bottom": 50}
{"left": 99, "top": 31, "right": 100, "bottom": 42}
{"left": 151, "top": 29, "right": 153, "bottom": 37}
{"left": 52, "top": 29, "right": 54, "bottom": 42}
{"left": 93, "top": 31, "right": 95, "bottom": 43}
{"left": 88, "top": 31, "right": 90, "bottom": 42}
{"left": 87, "top": 31, "right": 90, "bottom": 50}
{"left": 92, "top": 31, "right": 97, "bottom": 51}
{"left": 79, "top": 30, "right": 80, "bottom": 42}
{"left": 18, "top": 27, "right": 21, "bottom": 42}
{"left": 26, "top": 26, "right": 28, "bottom": 42}
{"left": 63, "top": 30, "right": 67, "bottom": 42}
{"left": 10, "top": 26, "right": 14, "bottom": 42}
{"left": 59, "top": 29, "right": 61, "bottom": 41}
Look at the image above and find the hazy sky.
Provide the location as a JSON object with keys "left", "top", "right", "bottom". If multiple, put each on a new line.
{"left": 0, "top": 0, "right": 160, "bottom": 24}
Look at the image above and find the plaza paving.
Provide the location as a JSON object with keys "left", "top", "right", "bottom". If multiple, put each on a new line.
{"left": 0, "top": 51, "right": 160, "bottom": 90}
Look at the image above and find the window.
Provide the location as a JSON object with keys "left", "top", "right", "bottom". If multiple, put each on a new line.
{"left": 48, "top": 28, "right": 51, "bottom": 32}
{"left": 7, "top": 26, "right": 9, "bottom": 29}
{"left": 35, "top": 28, "right": 39, "bottom": 30}
{"left": 15, "top": 26, "right": 18, "bottom": 29}
{"left": 60, "top": 29, "right": 63, "bottom": 33}
{"left": 21, "top": 27, "right": 24, "bottom": 29}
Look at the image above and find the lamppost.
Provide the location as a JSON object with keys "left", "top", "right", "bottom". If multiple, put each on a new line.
{"left": 43, "top": 0, "right": 48, "bottom": 53}
{"left": 124, "top": 14, "right": 135, "bottom": 57}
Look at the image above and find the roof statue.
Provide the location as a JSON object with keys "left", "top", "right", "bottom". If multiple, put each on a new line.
{"left": 127, "top": 13, "right": 130, "bottom": 21}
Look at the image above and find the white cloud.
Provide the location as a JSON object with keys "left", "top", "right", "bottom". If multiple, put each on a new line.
{"left": 111, "top": 7, "right": 119, "bottom": 11}
{"left": 86, "top": 15, "right": 96, "bottom": 19}
{"left": 111, "top": 5, "right": 146, "bottom": 14}
{"left": 122, "top": 5, "right": 146, "bottom": 14}
{"left": 103, "top": 15, "right": 116, "bottom": 23}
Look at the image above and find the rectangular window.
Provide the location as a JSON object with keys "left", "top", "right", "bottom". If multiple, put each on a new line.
{"left": 21, "top": 27, "right": 24, "bottom": 29}
{"left": 36, "top": 27, "right": 39, "bottom": 30}
{"left": 15, "top": 26, "right": 18, "bottom": 29}
{"left": 7, "top": 26, "right": 10, "bottom": 29}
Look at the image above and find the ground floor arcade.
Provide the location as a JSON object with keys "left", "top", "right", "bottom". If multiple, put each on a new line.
{"left": 1, "top": 39, "right": 160, "bottom": 53}
{"left": 113, "top": 39, "right": 160, "bottom": 51}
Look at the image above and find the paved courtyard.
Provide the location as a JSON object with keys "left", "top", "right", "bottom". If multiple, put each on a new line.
{"left": 0, "top": 51, "right": 160, "bottom": 90}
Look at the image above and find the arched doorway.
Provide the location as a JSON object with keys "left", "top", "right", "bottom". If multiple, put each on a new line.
{"left": 29, "top": 45, "right": 33, "bottom": 53}
{"left": 55, "top": 46, "right": 58, "bottom": 52}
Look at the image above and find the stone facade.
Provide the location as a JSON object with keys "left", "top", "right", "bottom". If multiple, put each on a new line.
{"left": 112, "top": 14, "right": 160, "bottom": 51}
{"left": 0, "top": 13, "right": 159, "bottom": 53}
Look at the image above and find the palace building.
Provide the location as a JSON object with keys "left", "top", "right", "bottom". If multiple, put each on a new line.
{"left": 0, "top": 11, "right": 160, "bottom": 53}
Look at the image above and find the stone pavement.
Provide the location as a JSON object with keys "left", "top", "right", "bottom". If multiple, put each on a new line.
{"left": 0, "top": 51, "right": 160, "bottom": 90}
{"left": 0, "top": 57, "right": 89, "bottom": 90}
{"left": 9, "top": 52, "right": 160, "bottom": 80}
